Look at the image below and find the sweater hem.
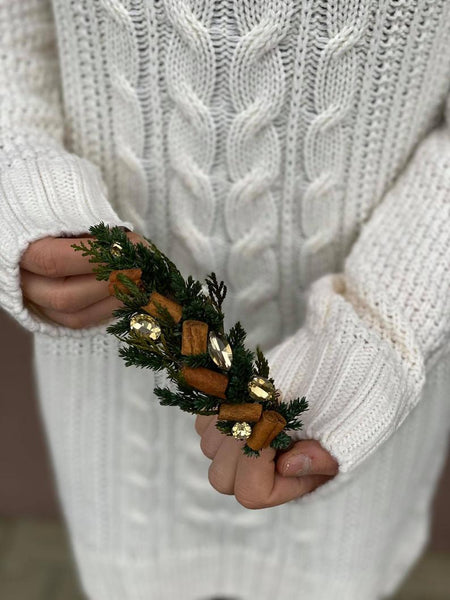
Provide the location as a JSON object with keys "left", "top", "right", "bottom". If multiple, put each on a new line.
{"left": 72, "top": 543, "right": 405, "bottom": 600}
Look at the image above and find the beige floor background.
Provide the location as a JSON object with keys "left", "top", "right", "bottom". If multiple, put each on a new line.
{"left": 0, "top": 308, "right": 449, "bottom": 600}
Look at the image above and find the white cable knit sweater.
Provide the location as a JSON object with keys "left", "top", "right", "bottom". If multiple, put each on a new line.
{"left": 1, "top": 1, "right": 450, "bottom": 599}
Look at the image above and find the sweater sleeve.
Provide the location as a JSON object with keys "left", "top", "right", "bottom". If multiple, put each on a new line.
{"left": 265, "top": 92, "right": 450, "bottom": 477}
{"left": 0, "top": 0, "right": 132, "bottom": 335}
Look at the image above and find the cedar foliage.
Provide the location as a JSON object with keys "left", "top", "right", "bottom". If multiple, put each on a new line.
{"left": 72, "top": 224, "right": 308, "bottom": 455}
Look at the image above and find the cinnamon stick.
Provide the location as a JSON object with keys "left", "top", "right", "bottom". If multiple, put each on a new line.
{"left": 218, "top": 403, "right": 262, "bottom": 423}
{"left": 181, "top": 320, "right": 209, "bottom": 355}
{"left": 142, "top": 291, "right": 183, "bottom": 324}
{"left": 181, "top": 366, "right": 228, "bottom": 399}
{"left": 108, "top": 268, "right": 142, "bottom": 296}
{"left": 246, "top": 410, "right": 287, "bottom": 451}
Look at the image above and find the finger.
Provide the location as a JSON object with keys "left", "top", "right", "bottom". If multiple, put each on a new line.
{"left": 199, "top": 417, "right": 225, "bottom": 459}
{"left": 195, "top": 414, "right": 216, "bottom": 437}
{"left": 276, "top": 440, "right": 339, "bottom": 477}
{"left": 20, "top": 230, "right": 151, "bottom": 278}
{"left": 256, "top": 473, "right": 333, "bottom": 508}
{"left": 31, "top": 295, "right": 123, "bottom": 329}
{"left": 208, "top": 436, "right": 246, "bottom": 495}
{"left": 20, "top": 237, "right": 98, "bottom": 278}
{"left": 21, "top": 271, "right": 110, "bottom": 313}
{"left": 234, "top": 446, "right": 277, "bottom": 508}
{"left": 235, "top": 446, "right": 332, "bottom": 508}
{"left": 126, "top": 231, "right": 151, "bottom": 247}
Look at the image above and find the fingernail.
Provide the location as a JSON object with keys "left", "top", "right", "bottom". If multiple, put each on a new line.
{"left": 283, "top": 453, "right": 312, "bottom": 476}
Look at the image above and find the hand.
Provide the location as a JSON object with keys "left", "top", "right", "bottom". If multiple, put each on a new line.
{"left": 20, "top": 232, "right": 144, "bottom": 329}
{"left": 195, "top": 415, "right": 339, "bottom": 509}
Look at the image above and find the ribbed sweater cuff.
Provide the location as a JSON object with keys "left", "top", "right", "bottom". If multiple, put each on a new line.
{"left": 265, "top": 275, "right": 424, "bottom": 475}
{"left": 0, "top": 153, "right": 132, "bottom": 336}
{"left": 343, "top": 127, "right": 450, "bottom": 372}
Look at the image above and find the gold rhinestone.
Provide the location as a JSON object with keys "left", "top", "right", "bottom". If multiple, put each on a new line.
{"left": 130, "top": 314, "right": 161, "bottom": 341}
{"left": 110, "top": 241, "right": 123, "bottom": 257}
{"left": 232, "top": 421, "right": 252, "bottom": 441}
{"left": 248, "top": 376, "right": 276, "bottom": 401}
{"left": 208, "top": 331, "right": 233, "bottom": 371}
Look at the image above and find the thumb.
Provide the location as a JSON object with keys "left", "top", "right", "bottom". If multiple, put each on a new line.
{"left": 276, "top": 439, "right": 339, "bottom": 477}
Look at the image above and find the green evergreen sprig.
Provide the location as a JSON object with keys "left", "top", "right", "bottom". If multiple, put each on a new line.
{"left": 72, "top": 223, "right": 308, "bottom": 456}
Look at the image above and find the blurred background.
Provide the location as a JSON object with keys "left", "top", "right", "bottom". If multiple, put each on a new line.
{"left": 0, "top": 310, "right": 449, "bottom": 599}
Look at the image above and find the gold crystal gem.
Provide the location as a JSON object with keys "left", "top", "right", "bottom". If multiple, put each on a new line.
{"left": 130, "top": 314, "right": 161, "bottom": 341}
{"left": 232, "top": 421, "right": 252, "bottom": 441}
{"left": 208, "top": 331, "right": 233, "bottom": 371}
{"left": 248, "top": 376, "right": 276, "bottom": 401}
{"left": 110, "top": 241, "right": 123, "bottom": 257}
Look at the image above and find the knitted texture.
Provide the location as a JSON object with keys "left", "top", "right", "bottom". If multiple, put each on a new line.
{"left": 2, "top": 0, "right": 450, "bottom": 599}
{"left": 0, "top": 0, "right": 132, "bottom": 334}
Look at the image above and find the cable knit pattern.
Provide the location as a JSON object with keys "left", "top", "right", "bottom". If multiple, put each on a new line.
{"left": 299, "top": 2, "right": 369, "bottom": 264}
{"left": 280, "top": 2, "right": 371, "bottom": 333}
{"left": 98, "top": 0, "right": 149, "bottom": 234}
{"left": 2, "top": 1, "right": 450, "bottom": 599}
{"left": 164, "top": 0, "right": 217, "bottom": 279}
{"left": 224, "top": 1, "right": 292, "bottom": 347}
